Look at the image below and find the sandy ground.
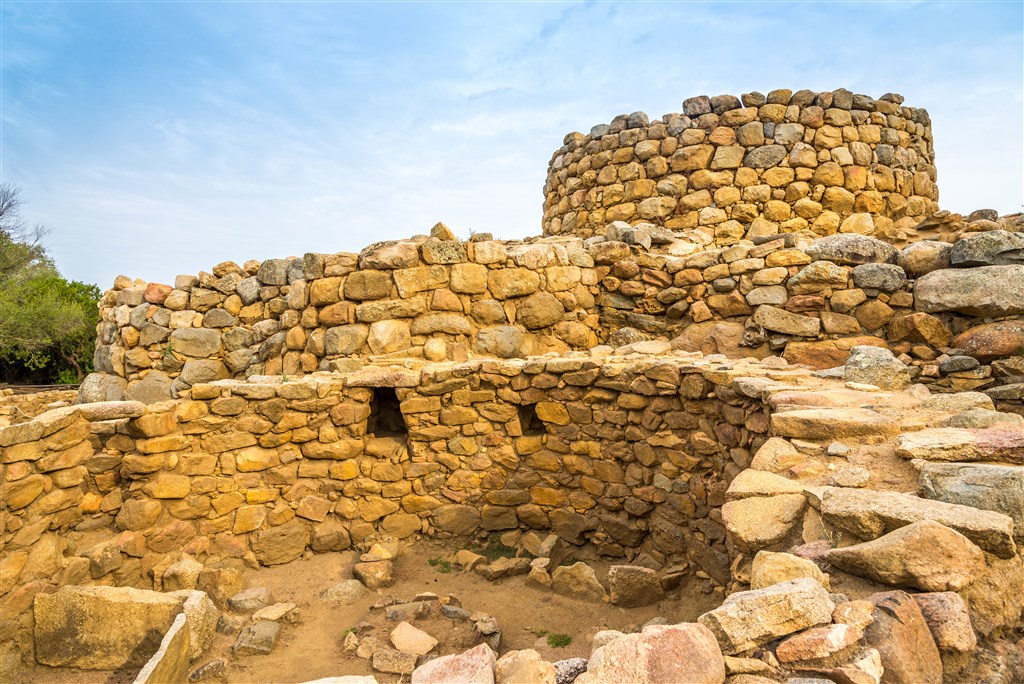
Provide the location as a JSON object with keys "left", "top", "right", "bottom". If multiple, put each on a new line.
{"left": 17, "top": 540, "right": 721, "bottom": 684}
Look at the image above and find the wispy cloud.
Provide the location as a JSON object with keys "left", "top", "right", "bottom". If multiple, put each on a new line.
{"left": 1, "top": 1, "right": 1021, "bottom": 287}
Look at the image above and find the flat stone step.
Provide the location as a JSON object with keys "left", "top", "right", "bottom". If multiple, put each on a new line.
{"left": 895, "top": 426, "right": 1024, "bottom": 464}
{"left": 819, "top": 487, "right": 1017, "bottom": 558}
{"left": 770, "top": 408, "right": 898, "bottom": 442}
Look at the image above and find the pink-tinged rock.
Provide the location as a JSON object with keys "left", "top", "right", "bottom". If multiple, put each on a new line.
{"left": 144, "top": 283, "right": 173, "bottom": 305}
{"left": 796, "top": 646, "right": 884, "bottom": 684}
{"left": 951, "top": 320, "right": 1024, "bottom": 361}
{"left": 895, "top": 426, "right": 1024, "bottom": 466}
{"left": 863, "top": 591, "right": 942, "bottom": 684}
{"left": 775, "top": 623, "right": 864, "bottom": 663}
{"left": 911, "top": 592, "right": 977, "bottom": 653}
{"left": 576, "top": 623, "right": 725, "bottom": 684}
{"left": 411, "top": 643, "right": 495, "bottom": 684}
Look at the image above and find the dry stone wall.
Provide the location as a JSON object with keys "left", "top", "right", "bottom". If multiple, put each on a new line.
{"left": 3, "top": 351, "right": 780, "bottom": 592}
{"left": 542, "top": 89, "right": 939, "bottom": 245}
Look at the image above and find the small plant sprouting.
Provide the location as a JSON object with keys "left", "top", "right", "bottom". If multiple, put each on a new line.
{"left": 428, "top": 558, "right": 452, "bottom": 574}
{"left": 546, "top": 633, "right": 572, "bottom": 648}
{"left": 161, "top": 340, "right": 175, "bottom": 357}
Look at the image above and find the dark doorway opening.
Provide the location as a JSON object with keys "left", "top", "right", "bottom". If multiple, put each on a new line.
{"left": 518, "top": 403, "right": 544, "bottom": 436}
{"left": 368, "top": 387, "right": 407, "bottom": 438}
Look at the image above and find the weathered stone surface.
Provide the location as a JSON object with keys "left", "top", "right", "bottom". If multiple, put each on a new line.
{"left": 169, "top": 328, "right": 222, "bottom": 358}
{"left": 819, "top": 487, "right": 1017, "bottom": 558}
{"left": 517, "top": 292, "right": 564, "bottom": 330}
{"left": 824, "top": 520, "right": 985, "bottom": 591}
{"left": 843, "top": 345, "right": 911, "bottom": 389}
{"left": 914, "top": 265, "right": 1024, "bottom": 317}
{"left": 806, "top": 234, "right": 897, "bottom": 265}
{"left": 887, "top": 312, "right": 951, "bottom": 347}
{"left": 411, "top": 643, "right": 495, "bottom": 684}
{"left": 722, "top": 494, "right": 805, "bottom": 552}
{"left": 895, "top": 426, "right": 1024, "bottom": 465}
{"left": 959, "top": 554, "right": 1024, "bottom": 636}
{"left": 77, "top": 372, "right": 128, "bottom": 403}
{"left": 751, "top": 305, "right": 820, "bottom": 337}
{"left": 577, "top": 624, "right": 725, "bottom": 684}
{"left": 771, "top": 408, "right": 897, "bottom": 441}
{"left": 551, "top": 562, "right": 607, "bottom": 603}
{"left": 163, "top": 557, "right": 204, "bottom": 592}
{"left": 232, "top": 620, "right": 281, "bottom": 655}
{"left": 918, "top": 462, "right": 1024, "bottom": 539}
{"left": 607, "top": 565, "right": 665, "bottom": 608}
{"left": 251, "top": 521, "right": 309, "bottom": 566}
{"left": 950, "top": 230, "right": 1024, "bottom": 266}
{"left": 698, "top": 578, "right": 834, "bottom": 654}
{"left": 750, "top": 551, "right": 830, "bottom": 590}
{"left": 354, "top": 560, "right": 394, "bottom": 589}
{"left": 34, "top": 586, "right": 184, "bottom": 669}
{"left": 495, "top": 649, "right": 556, "bottom": 684}
{"left": 229, "top": 587, "right": 273, "bottom": 612}
{"left": 911, "top": 592, "right": 977, "bottom": 653}
{"left": 726, "top": 469, "right": 805, "bottom": 499}
{"left": 863, "top": 591, "right": 943, "bottom": 684}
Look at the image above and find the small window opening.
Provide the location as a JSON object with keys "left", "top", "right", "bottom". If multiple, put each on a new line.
{"left": 368, "top": 387, "right": 407, "bottom": 438}
{"left": 518, "top": 403, "right": 544, "bottom": 436}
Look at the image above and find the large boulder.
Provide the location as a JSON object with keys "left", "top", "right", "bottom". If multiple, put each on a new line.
{"left": 577, "top": 623, "right": 724, "bottom": 684}
{"left": 551, "top": 562, "right": 607, "bottom": 603}
{"left": 77, "top": 373, "right": 127, "bottom": 403}
{"left": 606, "top": 565, "right": 665, "bottom": 608}
{"left": 698, "top": 578, "right": 834, "bottom": 654}
{"left": 895, "top": 426, "right": 1024, "bottom": 466}
{"left": 33, "top": 586, "right": 194, "bottom": 669}
{"left": 914, "top": 265, "right": 1024, "bottom": 317}
{"left": 824, "top": 520, "right": 986, "bottom": 591}
{"left": 949, "top": 230, "right": 1024, "bottom": 266}
{"left": 950, "top": 320, "right": 1024, "bottom": 361}
{"left": 819, "top": 487, "right": 1017, "bottom": 558}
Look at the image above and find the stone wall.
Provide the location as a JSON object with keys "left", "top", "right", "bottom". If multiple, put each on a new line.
{"left": 85, "top": 226, "right": 1024, "bottom": 405}
{"left": 2, "top": 351, "right": 781, "bottom": 609}
{"left": 542, "top": 89, "right": 939, "bottom": 244}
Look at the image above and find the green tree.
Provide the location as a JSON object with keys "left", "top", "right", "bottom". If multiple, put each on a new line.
{"left": 0, "top": 183, "right": 99, "bottom": 384}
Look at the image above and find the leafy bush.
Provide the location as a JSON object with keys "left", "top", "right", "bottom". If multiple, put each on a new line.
{"left": 0, "top": 184, "right": 99, "bottom": 383}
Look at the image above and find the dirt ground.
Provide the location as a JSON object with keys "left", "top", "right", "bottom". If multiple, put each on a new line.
{"left": 18, "top": 539, "right": 721, "bottom": 684}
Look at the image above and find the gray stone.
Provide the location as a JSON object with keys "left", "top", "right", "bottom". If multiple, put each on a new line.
{"left": 683, "top": 95, "right": 712, "bottom": 117}
{"left": 852, "top": 263, "right": 906, "bottom": 292}
{"left": 806, "top": 234, "right": 897, "bottom": 265}
{"left": 169, "top": 328, "right": 222, "bottom": 358}
{"left": 751, "top": 305, "right": 820, "bottom": 337}
{"left": 939, "top": 356, "right": 980, "bottom": 373}
{"left": 939, "top": 408, "right": 1022, "bottom": 429}
{"left": 320, "top": 579, "right": 366, "bottom": 605}
{"left": 474, "top": 326, "right": 529, "bottom": 359}
{"left": 918, "top": 462, "right": 1024, "bottom": 540}
{"left": 231, "top": 620, "right": 280, "bottom": 655}
{"left": 228, "top": 587, "right": 273, "bottom": 612}
{"left": 743, "top": 145, "right": 787, "bottom": 168}
{"left": 77, "top": 373, "right": 127, "bottom": 403}
{"left": 914, "top": 265, "right": 1024, "bottom": 317}
{"left": 898, "top": 241, "right": 952, "bottom": 278}
{"left": 178, "top": 360, "right": 229, "bottom": 386}
{"left": 554, "top": 658, "right": 588, "bottom": 684}
{"left": 325, "top": 325, "right": 369, "bottom": 356}
{"left": 125, "top": 372, "right": 174, "bottom": 405}
{"left": 844, "top": 345, "right": 911, "bottom": 389}
{"left": 256, "top": 259, "right": 290, "bottom": 285}
{"left": 949, "top": 230, "right": 1024, "bottom": 266}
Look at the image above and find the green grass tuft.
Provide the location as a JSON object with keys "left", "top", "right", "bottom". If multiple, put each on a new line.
{"left": 547, "top": 633, "right": 572, "bottom": 648}
{"left": 428, "top": 558, "right": 452, "bottom": 573}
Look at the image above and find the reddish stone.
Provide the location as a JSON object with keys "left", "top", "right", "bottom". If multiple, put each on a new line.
{"left": 144, "top": 282, "right": 173, "bottom": 305}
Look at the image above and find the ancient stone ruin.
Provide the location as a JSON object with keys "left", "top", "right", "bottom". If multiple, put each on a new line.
{"left": 1, "top": 88, "right": 1022, "bottom": 684}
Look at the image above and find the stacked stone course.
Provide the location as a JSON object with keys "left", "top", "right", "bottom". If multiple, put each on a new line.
{"left": 543, "top": 89, "right": 939, "bottom": 245}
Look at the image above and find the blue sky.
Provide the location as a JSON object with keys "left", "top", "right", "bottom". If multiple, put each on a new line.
{"left": 3, "top": 1, "right": 1022, "bottom": 288}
